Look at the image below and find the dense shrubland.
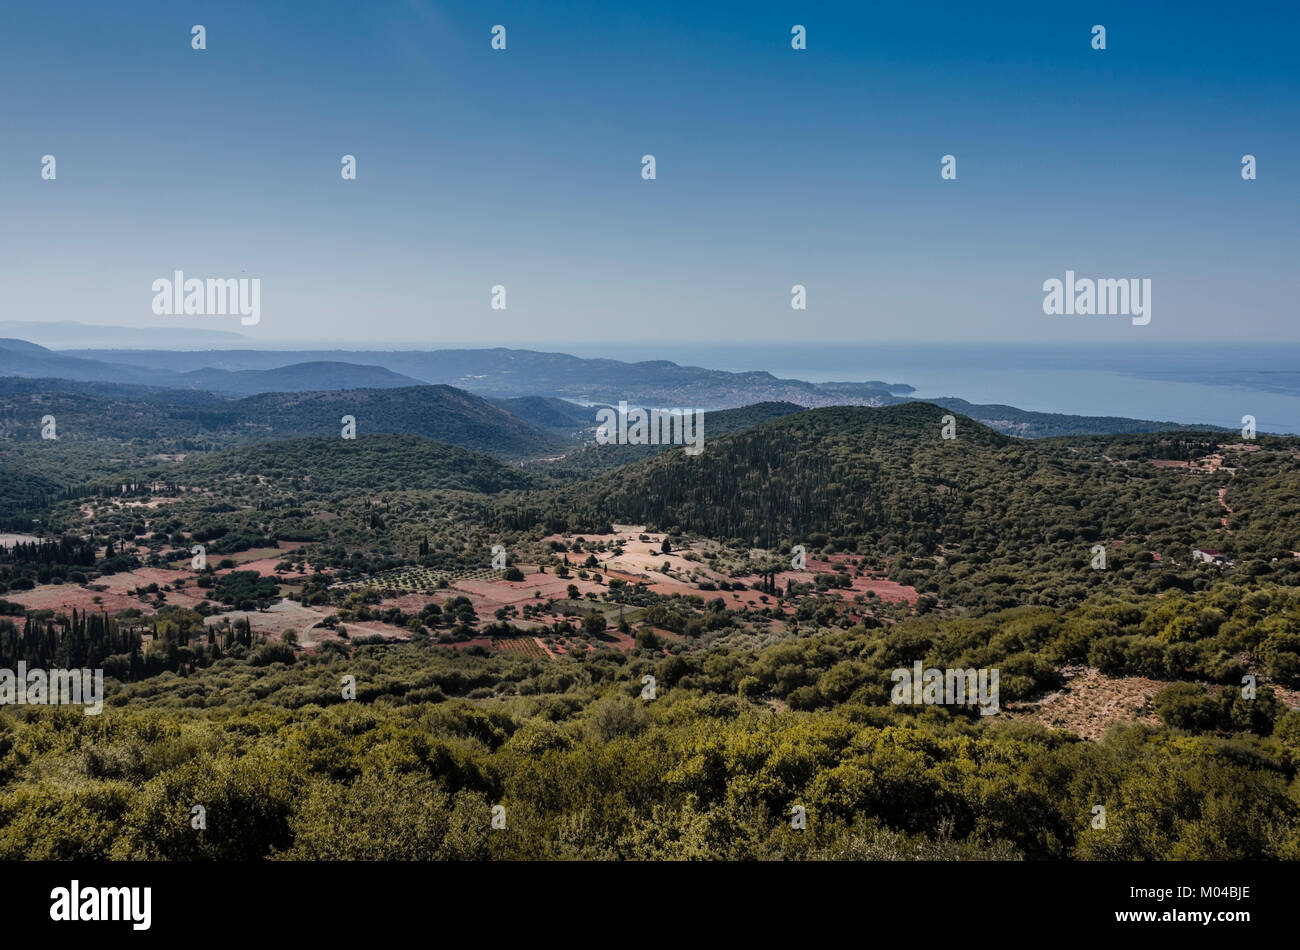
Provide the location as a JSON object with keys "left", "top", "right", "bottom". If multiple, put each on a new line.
{"left": 1, "top": 582, "right": 1298, "bottom": 860}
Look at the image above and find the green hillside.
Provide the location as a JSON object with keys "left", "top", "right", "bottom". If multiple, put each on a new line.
{"left": 506, "top": 403, "right": 1300, "bottom": 609}
{"left": 171, "top": 434, "right": 536, "bottom": 497}
{"left": 0, "top": 379, "right": 564, "bottom": 460}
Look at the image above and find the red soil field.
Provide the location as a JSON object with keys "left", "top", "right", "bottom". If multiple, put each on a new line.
{"left": 8, "top": 567, "right": 209, "bottom": 614}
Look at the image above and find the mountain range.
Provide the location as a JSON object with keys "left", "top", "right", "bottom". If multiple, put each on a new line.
{"left": 0, "top": 336, "right": 1222, "bottom": 439}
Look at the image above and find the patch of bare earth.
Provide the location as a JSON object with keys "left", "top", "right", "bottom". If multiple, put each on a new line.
{"left": 206, "top": 599, "right": 332, "bottom": 644}
{"left": 1006, "top": 666, "right": 1162, "bottom": 740}
{"left": 1270, "top": 683, "right": 1300, "bottom": 709}
{"left": 8, "top": 568, "right": 209, "bottom": 614}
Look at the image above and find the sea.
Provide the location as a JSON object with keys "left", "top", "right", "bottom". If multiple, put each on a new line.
{"left": 545, "top": 342, "right": 1300, "bottom": 435}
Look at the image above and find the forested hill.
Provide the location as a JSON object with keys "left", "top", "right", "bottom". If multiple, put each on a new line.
{"left": 228, "top": 385, "right": 563, "bottom": 459}
{"left": 487, "top": 396, "right": 595, "bottom": 433}
{"left": 921, "top": 396, "right": 1227, "bottom": 438}
{"left": 502, "top": 402, "right": 1300, "bottom": 609}
{"left": 176, "top": 361, "right": 426, "bottom": 395}
{"left": 531, "top": 401, "right": 806, "bottom": 480}
{"left": 0, "top": 380, "right": 565, "bottom": 461}
{"left": 509, "top": 402, "right": 1010, "bottom": 546}
{"left": 164, "top": 434, "right": 536, "bottom": 496}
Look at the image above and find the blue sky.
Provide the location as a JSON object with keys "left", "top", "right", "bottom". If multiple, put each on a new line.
{"left": 1, "top": 0, "right": 1296, "bottom": 345}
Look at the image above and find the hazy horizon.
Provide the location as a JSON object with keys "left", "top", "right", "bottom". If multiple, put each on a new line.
{"left": 8, "top": 324, "right": 1299, "bottom": 432}
{"left": 11, "top": 322, "right": 1300, "bottom": 355}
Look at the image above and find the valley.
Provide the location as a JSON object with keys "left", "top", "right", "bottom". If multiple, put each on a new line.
{"left": 0, "top": 345, "right": 1297, "bottom": 861}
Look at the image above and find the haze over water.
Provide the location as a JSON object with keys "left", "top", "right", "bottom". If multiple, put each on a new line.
{"left": 548, "top": 342, "right": 1300, "bottom": 435}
